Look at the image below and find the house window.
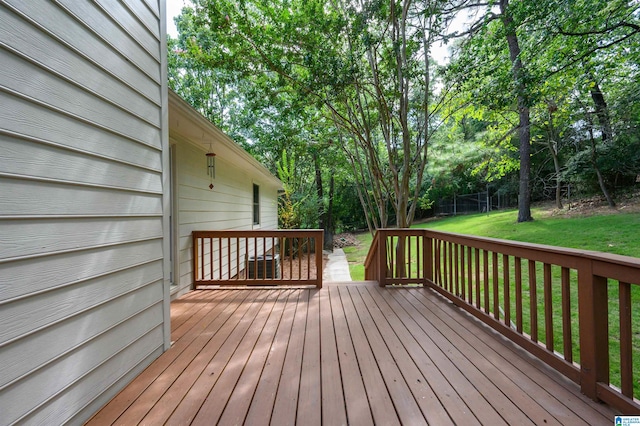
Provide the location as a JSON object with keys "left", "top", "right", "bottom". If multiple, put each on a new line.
{"left": 253, "top": 184, "right": 260, "bottom": 225}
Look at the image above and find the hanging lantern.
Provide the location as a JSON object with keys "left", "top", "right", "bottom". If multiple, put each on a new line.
{"left": 206, "top": 144, "right": 216, "bottom": 189}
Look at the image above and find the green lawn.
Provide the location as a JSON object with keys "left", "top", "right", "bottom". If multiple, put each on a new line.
{"left": 416, "top": 208, "right": 640, "bottom": 258}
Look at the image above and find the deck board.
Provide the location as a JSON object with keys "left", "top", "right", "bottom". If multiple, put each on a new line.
{"left": 88, "top": 284, "right": 618, "bottom": 425}
{"left": 319, "top": 287, "right": 347, "bottom": 426}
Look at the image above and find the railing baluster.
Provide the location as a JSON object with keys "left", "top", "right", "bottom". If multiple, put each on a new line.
{"left": 408, "top": 235, "right": 412, "bottom": 278}
{"left": 448, "top": 241, "right": 453, "bottom": 293}
{"left": 619, "top": 281, "right": 633, "bottom": 398}
{"left": 475, "top": 248, "right": 480, "bottom": 309}
{"left": 436, "top": 239, "right": 441, "bottom": 286}
{"left": 218, "top": 237, "right": 222, "bottom": 280}
{"left": 515, "top": 257, "right": 523, "bottom": 333}
{"left": 483, "top": 250, "right": 489, "bottom": 314}
{"left": 492, "top": 252, "right": 499, "bottom": 321}
{"left": 298, "top": 237, "right": 303, "bottom": 279}
{"left": 441, "top": 241, "right": 446, "bottom": 289}
{"left": 288, "top": 237, "right": 293, "bottom": 279}
{"left": 390, "top": 236, "right": 395, "bottom": 279}
{"left": 467, "top": 246, "right": 473, "bottom": 304}
{"left": 209, "top": 237, "right": 214, "bottom": 280}
{"left": 416, "top": 235, "right": 421, "bottom": 280}
{"left": 307, "top": 237, "right": 311, "bottom": 280}
{"left": 200, "top": 237, "right": 205, "bottom": 282}
{"left": 503, "top": 254, "right": 510, "bottom": 327}
{"left": 544, "top": 263, "right": 554, "bottom": 351}
{"left": 561, "top": 267, "right": 572, "bottom": 363}
{"left": 452, "top": 244, "right": 460, "bottom": 297}
{"left": 279, "top": 237, "right": 284, "bottom": 280}
{"left": 424, "top": 235, "right": 432, "bottom": 284}
{"left": 529, "top": 260, "right": 538, "bottom": 343}
{"left": 227, "top": 237, "right": 231, "bottom": 280}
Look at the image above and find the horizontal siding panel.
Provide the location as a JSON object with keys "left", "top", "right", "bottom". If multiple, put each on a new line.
{"left": 0, "top": 279, "right": 163, "bottom": 388}
{"left": 30, "top": 332, "right": 163, "bottom": 426}
{"left": 0, "top": 239, "right": 163, "bottom": 302}
{"left": 178, "top": 212, "right": 253, "bottom": 227}
{"left": 0, "top": 262, "right": 163, "bottom": 346}
{"left": 1, "top": 308, "right": 164, "bottom": 425}
{"left": 178, "top": 267, "right": 194, "bottom": 293}
{"left": 0, "top": 92, "right": 162, "bottom": 168}
{"left": 120, "top": 0, "right": 160, "bottom": 37}
{"left": 178, "top": 197, "right": 253, "bottom": 215}
{"left": 0, "top": 9, "right": 160, "bottom": 125}
{"left": 58, "top": 0, "right": 160, "bottom": 70}
{"left": 179, "top": 182, "right": 252, "bottom": 204}
{"left": 0, "top": 49, "right": 160, "bottom": 142}
{"left": 4, "top": 1, "right": 161, "bottom": 97}
{"left": 0, "top": 179, "right": 163, "bottom": 217}
{"left": 179, "top": 165, "right": 253, "bottom": 192}
{"left": 72, "top": 348, "right": 163, "bottom": 425}
{"left": 0, "top": 217, "right": 162, "bottom": 261}
{"left": 93, "top": 0, "right": 160, "bottom": 55}
{"left": 142, "top": 0, "right": 160, "bottom": 17}
{"left": 0, "top": 136, "right": 162, "bottom": 196}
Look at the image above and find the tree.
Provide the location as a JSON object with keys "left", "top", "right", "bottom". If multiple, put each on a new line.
{"left": 446, "top": 0, "right": 639, "bottom": 214}
{"left": 498, "top": 0, "right": 532, "bottom": 221}
{"left": 172, "top": 0, "right": 456, "bottom": 232}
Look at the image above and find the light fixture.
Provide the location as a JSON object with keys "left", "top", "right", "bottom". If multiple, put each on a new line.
{"left": 206, "top": 143, "right": 216, "bottom": 189}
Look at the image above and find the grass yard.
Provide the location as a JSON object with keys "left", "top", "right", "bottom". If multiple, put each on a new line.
{"left": 343, "top": 206, "right": 640, "bottom": 397}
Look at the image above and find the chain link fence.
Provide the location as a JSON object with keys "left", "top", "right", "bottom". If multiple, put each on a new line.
{"left": 435, "top": 191, "right": 518, "bottom": 216}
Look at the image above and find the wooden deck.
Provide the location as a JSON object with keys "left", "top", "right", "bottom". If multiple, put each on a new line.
{"left": 88, "top": 283, "right": 618, "bottom": 425}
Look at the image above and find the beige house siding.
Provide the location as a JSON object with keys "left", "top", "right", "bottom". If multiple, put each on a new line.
{"left": 0, "top": 1, "right": 168, "bottom": 424}
{"left": 168, "top": 92, "right": 281, "bottom": 298}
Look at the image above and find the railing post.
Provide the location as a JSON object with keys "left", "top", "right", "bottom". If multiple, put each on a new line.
{"left": 424, "top": 232, "right": 433, "bottom": 285}
{"left": 315, "top": 231, "right": 323, "bottom": 289}
{"left": 577, "top": 259, "right": 609, "bottom": 401}
{"left": 192, "top": 232, "right": 199, "bottom": 289}
{"left": 378, "top": 230, "right": 387, "bottom": 287}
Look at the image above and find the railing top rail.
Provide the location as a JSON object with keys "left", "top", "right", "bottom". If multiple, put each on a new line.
{"left": 376, "top": 228, "right": 427, "bottom": 237}
{"left": 194, "top": 229, "right": 323, "bottom": 238}
{"left": 364, "top": 231, "right": 380, "bottom": 269}
{"left": 423, "top": 228, "right": 640, "bottom": 279}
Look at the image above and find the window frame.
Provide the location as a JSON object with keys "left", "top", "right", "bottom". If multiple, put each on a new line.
{"left": 252, "top": 183, "right": 260, "bottom": 225}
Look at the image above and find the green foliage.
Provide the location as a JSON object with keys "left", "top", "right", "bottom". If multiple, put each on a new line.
{"left": 276, "top": 149, "right": 321, "bottom": 229}
{"left": 443, "top": 0, "right": 640, "bottom": 206}
{"left": 169, "top": 0, "right": 640, "bottom": 231}
{"left": 169, "top": 0, "right": 462, "bottom": 231}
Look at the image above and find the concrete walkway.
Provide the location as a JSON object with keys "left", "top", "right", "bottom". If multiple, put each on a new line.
{"left": 323, "top": 248, "right": 352, "bottom": 283}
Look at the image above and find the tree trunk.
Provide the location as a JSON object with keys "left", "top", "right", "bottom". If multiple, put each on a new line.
{"left": 551, "top": 144, "right": 563, "bottom": 209}
{"left": 588, "top": 124, "right": 616, "bottom": 208}
{"left": 500, "top": 0, "right": 533, "bottom": 222}
{"left": 324, "top": 173, "right": 335, "bottom": 251}
{"left": 587, "top": 78, "right": 615, "bottom": 208}
{"left": 314, "top": 152, "right": 335, "bottom": 251}
{"left": 590, "top": 79, "right": 613, "bottom": 144}
{"left": 547, "top": 104, "right": 563, "bottom": 209}
{"left": 313, "top": 152, "right": 324, "bottom": 229}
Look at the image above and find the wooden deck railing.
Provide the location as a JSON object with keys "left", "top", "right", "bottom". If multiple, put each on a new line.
{"left": 364, "top": 228, "right": 640, "bottom": 414}
{"left": 192, "top": 230, "right": 323, "bottom": 289}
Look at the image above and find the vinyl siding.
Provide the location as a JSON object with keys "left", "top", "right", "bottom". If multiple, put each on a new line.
{"left": 0, "top": 1, "right": 167, "bottom": 425}
{"left": 168, "top": 94, "right": 281, "bottom": 297}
